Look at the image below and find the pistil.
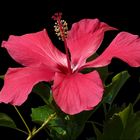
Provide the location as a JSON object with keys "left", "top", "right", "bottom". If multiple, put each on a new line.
{"left": 52, "top": 12, "right": 72, "bottom": 73}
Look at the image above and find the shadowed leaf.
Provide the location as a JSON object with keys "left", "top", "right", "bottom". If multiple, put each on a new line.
{"left": 103, "top": 71, "right": 130, "bottom": 104}
{"left": 0, "top": 113, "right": 17, "bottom": 129}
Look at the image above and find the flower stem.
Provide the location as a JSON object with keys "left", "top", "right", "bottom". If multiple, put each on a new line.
{"left": 103, "top": 103, "right": 107, "bottom": 116}
{"left": 26, "top": 113, "right": 56, "bottom": 140}
{"left": 133, "top": 93, "right": 140, "bottom": 107}
{"left": 14, "top": 106, "right": 31, "bottom": 135}
{"left": 15, "top": 128, "right": 28, "bottom": 135}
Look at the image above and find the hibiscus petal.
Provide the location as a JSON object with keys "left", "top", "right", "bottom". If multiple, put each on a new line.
{"left": 2, "top": 29, "right": 67, "bottom": 70}
{"left": 0, "top": 66, "right": 54, "bottom": 105}
{"left": 52, "top": 71, "right": 104, "bottom": 115}
{"left": 66, "top": 19, "right": 116, "bottom": 70}
{"left": 86, "top": 32, "right": 140, "bottom": 68}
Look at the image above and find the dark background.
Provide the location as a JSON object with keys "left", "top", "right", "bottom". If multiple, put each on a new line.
{"left": 0, "top": 0, "right": 140, "bottom": 139}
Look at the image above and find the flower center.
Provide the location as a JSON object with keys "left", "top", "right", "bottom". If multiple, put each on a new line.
{"left": 52, "top": 12, "right": 72, "bottom": 73}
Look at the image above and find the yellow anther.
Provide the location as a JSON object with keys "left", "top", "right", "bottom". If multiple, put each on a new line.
{"left": 53, "top": 19, "right": 68, "bottom": 41}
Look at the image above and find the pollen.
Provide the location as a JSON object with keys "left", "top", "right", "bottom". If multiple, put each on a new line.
{"left": 52, "top": 12, "right": 68, "bottom": 41}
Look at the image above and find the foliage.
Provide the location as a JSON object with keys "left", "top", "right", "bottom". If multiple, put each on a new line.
{"left": 0, "top": 69, "right": 139, "bottom": 140}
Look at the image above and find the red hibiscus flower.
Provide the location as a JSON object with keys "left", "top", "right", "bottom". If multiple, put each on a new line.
{"left": 0, "top": 14, "right": 140, "bottom": 115}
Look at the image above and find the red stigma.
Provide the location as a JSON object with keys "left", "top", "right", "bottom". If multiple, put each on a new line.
{"left": 52, "top": 12, "right": 62, "bottom": 20}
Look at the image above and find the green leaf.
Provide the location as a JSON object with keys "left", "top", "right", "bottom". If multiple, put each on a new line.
{"left": 103, "top": 71, "right": 130, "bottom": 104}
{"left": 118, "top": 104, "right": 132, "bottom": 127}
{"left": 101, "top": 114, "right": 123, "bottom": 140}
{"left": 49, "top": 118, "right": 67, "bottom": 139}
{"left": 0, "top": 113, "right": 17, "bottom": 129}
{"left": 105, "top": 103, "right": 126, "bottom": 121}
{"left": 69, "top": 110, "right": 93, "bottom": 139}
{"left": 119, "top": 104, "right": 140, "bottom": 140}
{"left": 98, "top": 104, "right": 140, "bottom": 140}
{"left": 69, "top": 101, "right": 104, "bottom": 139}
{"left": 31, "top": 105, "right": 93, "bottom": 140}
{"left": 32, "top": 82, "right": 53, "bottom": 105}
{"left": 31, "top": 105, "right": 55, "bottom": 123}
{"left": 31, "top": 105, "right": 68, "bottom": 140}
